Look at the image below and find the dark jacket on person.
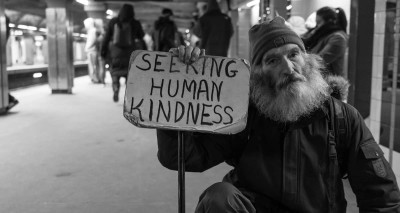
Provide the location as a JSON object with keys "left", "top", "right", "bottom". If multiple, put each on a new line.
{"left": 157, "top": 99, "right": 400, "bottom": 212}
{"left": 101, "top": 5, "right": 145, "bottom": 76}
{"left": 153, "top": 16, "right": 182, "bottom": 52}
{"left": 192, "top": 2, "right": 233, "bottom": 57}
{"left": 303, "top": 24, "right": 348, "bottom": 76}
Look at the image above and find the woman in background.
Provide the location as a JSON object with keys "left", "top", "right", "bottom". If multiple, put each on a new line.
{"left": 302, "top": 7, "right": 348, "bottom": 77}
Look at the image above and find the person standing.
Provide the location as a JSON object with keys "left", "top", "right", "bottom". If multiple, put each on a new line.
{"left": 84, "top": 18, "right": 102, "bottom": 84}
{"left": 5, "top": 15, "right": 19, "bottom": 112}
{"left": 192, "top": 0, "right": 233, "bottom": 57}
{"left": 101, "top": 4, "right": 145, "bottom": 102}
{"left": 302, "top": 7, "right": 348, "bottom": 77}
{"left": 153, "top": 8, "right": 183, "bottom": 52}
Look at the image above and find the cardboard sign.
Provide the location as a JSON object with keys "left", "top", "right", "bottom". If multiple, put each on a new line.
{"left": 123, "top": 50, "right": 250, "bottom": 134}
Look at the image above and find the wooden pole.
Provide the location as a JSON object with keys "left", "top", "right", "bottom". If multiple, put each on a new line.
{"left": 178, "top": 131, "right": 185, "bottom": 213}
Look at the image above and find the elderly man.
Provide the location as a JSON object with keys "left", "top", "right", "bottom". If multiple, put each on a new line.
{"left": 157, "top": 17, "right": 400, "bottom": 212}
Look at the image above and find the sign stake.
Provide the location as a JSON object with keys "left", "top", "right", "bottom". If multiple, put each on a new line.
{"left": 178, "top": 131, "right": 185, "bottom": 213}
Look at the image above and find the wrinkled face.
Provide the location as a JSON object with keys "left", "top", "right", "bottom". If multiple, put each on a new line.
{"left": 259, "top": 44, "right": 306, "bottom": 95}
{"left": 250, "top": 43, "right": 330, "bottom": 122}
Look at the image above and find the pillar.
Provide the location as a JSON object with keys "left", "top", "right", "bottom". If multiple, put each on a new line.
{"left": 45, "top": 0, "right": 74, "bottom": 94}
{"left": 269, "top": 0, "right": 288, "bottom": 19}
{"left": 347, "top": 0, "right": 375, "bottom": 118}
{"left": 0, "top": 1, "right": 8, "bottom": 114}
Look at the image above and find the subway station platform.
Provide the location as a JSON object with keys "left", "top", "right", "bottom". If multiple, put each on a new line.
{"left": 0, "top": 75, "right": 359, "bottom": 213}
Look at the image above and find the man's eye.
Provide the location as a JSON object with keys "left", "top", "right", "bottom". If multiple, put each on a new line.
{"left": 289, "top": 51, "right": 299, "bottom": 58}
{"left": 266, "top": 58, "right": 278, "bottom": 65}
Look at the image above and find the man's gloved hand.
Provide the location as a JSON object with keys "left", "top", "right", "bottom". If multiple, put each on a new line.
{"left": 169, "top": 45, "right": 205, "bottom": 65}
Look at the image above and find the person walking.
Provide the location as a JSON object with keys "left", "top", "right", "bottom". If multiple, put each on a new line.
{"left": 101, "top": 4, "right": 145, "bottom": 102}
{"left": 153, "top": 8, "right": 183, "bottom": 52}
{"left": 4, "top": 15, "right": 19, "bottom": 112}
{"left": 192, "top": 0, "right": 233, "bottom": 57}
{"left": 302, "top": 7, "right": 348, "bottom": 77}
{"left": 84, "top": 18, "right": 103, "bottom": 84}
{"left": 158, "top": 17, "right": 400, "bottom": 212}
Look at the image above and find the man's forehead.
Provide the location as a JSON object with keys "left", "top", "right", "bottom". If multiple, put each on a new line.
{"left": 262, "top": 44, "right": 300, "bottom": 58}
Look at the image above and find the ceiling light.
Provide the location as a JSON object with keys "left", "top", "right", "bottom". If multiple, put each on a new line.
{"left": 76, "top": 0, "right": 89, "bottom": 5}
{"left": 33, "top": 73, "right": 43, "bottom": 78}
{"left": 17, "top": 25, "right": 37, "bottom": 31}
{"left": 106, "top": 9, "right": 113, "bottom": 16}
{"left": 246, "top": 0, "right": 260, "bottom": 8}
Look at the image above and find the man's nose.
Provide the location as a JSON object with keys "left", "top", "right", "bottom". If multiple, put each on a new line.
{"left": 281, "top": 57, "right": 295, "bottom": 74}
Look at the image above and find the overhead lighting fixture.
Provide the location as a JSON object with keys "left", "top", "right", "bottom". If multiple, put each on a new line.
{"left": 75, "top": 0, "right": 89, "bottom": 5}
{"left": 246, "top": 0, "right": 260, "bottom": 8}
{"left": 286, "top": 5, "right": 293, "bottom": 10}
{"left": 9, "top": 23, "right": 15, "bottom": 28}
{"left": 106, "top": 9, "right": 113, "bottom": 16}
{"left": 39, "top": 28, "right": 47, "bottom": 32}
{"left": 33, "top": 73, "right": 43, "bottom": 78}
{"left": 17, "top": 25, "right": 37, "bottom": 31}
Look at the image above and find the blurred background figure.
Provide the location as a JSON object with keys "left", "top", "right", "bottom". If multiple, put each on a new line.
{"left": 153, "top": 8, "right": 184, "bottom": 52}
{"left": 305, "top": 12, "right": 317, "bottom": 32}
{"left": 302, "top": 7, "right": 348, "bottom": 77}
{"left": 5, "top": 15, "right": 19, "bottom": 112}
{"left": 142, "top": 23, "right": 154, "bottom": 51}
{"left": 101, "top": 4, "right": 146, "bottom": 102}
{"left": 192, "top": 0, "right": 233, "bottom": 56}
{"left": 287, "top": 16, "right": 307, "bottom": 36}
{"left": 84, "top": 18, "right": 103, "bottom": 84}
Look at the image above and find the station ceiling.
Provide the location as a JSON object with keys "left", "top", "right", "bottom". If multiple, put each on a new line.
{"left": 4, "top": 0, "right": 244, "bottom": 34}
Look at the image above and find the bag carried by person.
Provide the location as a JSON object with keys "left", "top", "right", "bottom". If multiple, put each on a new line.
{"left": 112, "top": 22, "right": 133, "bottom": 48}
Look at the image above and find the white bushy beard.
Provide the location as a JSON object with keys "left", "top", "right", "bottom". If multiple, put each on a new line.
{"left": 250, "top": 53, "right": 330, "bottom": 123}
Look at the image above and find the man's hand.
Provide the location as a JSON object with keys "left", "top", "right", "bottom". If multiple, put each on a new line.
{"left": 169, "top": 45, "right": 205, "bottom": 64}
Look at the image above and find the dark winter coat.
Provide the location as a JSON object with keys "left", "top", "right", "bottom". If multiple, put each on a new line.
{"left": 303, "top": 24, "right": 348, "bottom": 76}
{"left": 153, "top": 17, "right": 181, "bottom": 52}
{"left": 192, "top": 8, "right": 233, "bottom": 57}
{"left": 101, "top": 12, "right": 145, "bottom": 76}
{"left": 157, "top": 99, "right": 400, "bottom": 212}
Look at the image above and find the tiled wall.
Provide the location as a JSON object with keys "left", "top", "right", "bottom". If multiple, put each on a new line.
{"left": 370, "top": 0, "right": 400, "bottom": 176}
{"left": 370, "top": 0, "right": 386, "bottom": 141}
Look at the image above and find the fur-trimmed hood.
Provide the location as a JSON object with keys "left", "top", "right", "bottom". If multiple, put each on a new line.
{"left": 326, "top": 75, "right": 350, "bottom": 102}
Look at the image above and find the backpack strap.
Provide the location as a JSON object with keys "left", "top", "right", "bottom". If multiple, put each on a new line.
{"left": 327, "top": 97, "right": 349, "bottom": 213}
{"left": 333, "top": 98, "right": 349, "bottom": 178}
{"left": 327, "top": 97, "right": 338, "bottom": 213}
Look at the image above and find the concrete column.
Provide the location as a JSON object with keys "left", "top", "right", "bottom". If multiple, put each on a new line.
{"left": 0, "top": 1, "right": 8, "bottom": 114}
{"left": 270, "top": 0, "right": 288, "bottom": 19}
{"left": 347, "top": 0, "right": 375, "bottom": 118}
{"left": 45, "top": 0, "right": 74, "bottom": 94}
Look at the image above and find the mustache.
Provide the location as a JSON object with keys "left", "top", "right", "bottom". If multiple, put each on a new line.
{"left": 276, "top": 73, "right": 306, "bottom": 90}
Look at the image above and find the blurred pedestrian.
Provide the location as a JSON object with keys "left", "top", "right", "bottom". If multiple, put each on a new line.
{"left": 302, "top": 7, "right": 348, "bottom": 77}
{"left": 5, "top": 15, "right": 19, "bottom": 112}
{"left": 287, "top": 16, "right": 307, "bottom": 36}
{"left": 192, "top": 0, "right": 233, "bottom": 57}
{"left": 84, "top": 18, "right": 103, "bottom": 84}
{"left": 101, "top": 4, "right": 146, "bottom": 102}
{"left": 153, "top": 8, "right": 184, "bottom": 52}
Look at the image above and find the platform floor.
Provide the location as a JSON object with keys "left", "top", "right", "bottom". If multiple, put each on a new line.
{"left": 0, "top": 75, "right": 359, "bottom": 213}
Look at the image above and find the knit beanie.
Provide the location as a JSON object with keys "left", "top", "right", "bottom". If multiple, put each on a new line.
{"left": 249, "top": 16, "right": 305, "bottom": 66}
